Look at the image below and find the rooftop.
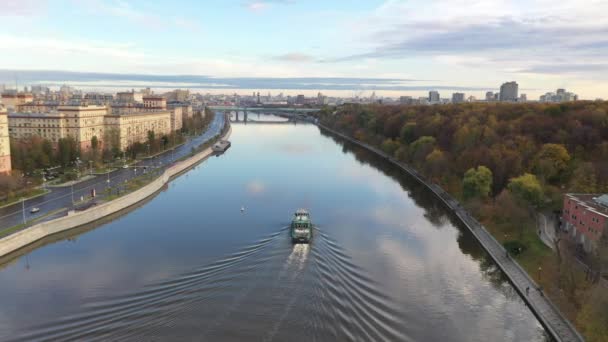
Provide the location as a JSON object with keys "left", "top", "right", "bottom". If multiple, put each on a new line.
{"left": 567, "top": 193, "right": 608, "bottom": 217}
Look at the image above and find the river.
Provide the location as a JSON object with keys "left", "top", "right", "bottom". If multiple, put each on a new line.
{"left": 0, "top": 113, "right": 548, "bottom": 341}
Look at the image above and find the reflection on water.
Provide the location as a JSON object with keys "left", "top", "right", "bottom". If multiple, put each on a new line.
{"left": 0, "top": 115, "right": 548, "bottom": 341}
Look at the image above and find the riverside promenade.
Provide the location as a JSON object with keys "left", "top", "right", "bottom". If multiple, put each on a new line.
{"left": 0, "top": 119, "right": 231, "bottom": 260}
{"left": 319, "top": 124, "right": 584, "bottom": 342}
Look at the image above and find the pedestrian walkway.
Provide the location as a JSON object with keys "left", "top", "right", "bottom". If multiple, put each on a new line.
{"left": 319, "top": 124, "right": 584, "bottom": 342}
{"left": 537, "top": 213, "right": 557, "bottom": 250}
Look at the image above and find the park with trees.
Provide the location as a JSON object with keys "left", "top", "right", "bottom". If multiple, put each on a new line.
{"left": 317, "top": 100, "right": 608, "bottom": 341}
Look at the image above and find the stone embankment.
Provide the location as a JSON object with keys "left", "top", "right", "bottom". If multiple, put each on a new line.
{"left": 318, "top": 124, "right": 584, "bottom": 342}
{"left": 0, "top": 124, "right": 231, "bottom": 259}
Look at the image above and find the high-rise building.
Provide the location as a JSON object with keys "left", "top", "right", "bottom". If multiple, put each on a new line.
{"left": 0, "top": 105, "right": 11, "bottom": 173}
{"left": 317, "top": 92, "right": 328, "bottom": 105}
{"left": 296, "top": 94, "right": 305, "bottom": 105}
{"left": 539, "top": 88, "right": 578, "bottom": 103}
{"left": 399, "top": 96, "right": 413, "bottom": 105}
{"left": 485, "top": 91, "right": 494, "bottom": 102}
{"left": 499, "top": 82, "right": 518, "bottom": 102}
{"left": 429, "top": 90, "right": 440, "bottom": 103}
{"left": 452, "top": 93, "right": 465, "bottom": 103}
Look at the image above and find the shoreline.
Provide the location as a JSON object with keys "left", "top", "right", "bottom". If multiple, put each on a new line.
{"left": 0, "top": 120, "right": 231, "bottom": 260}
{"left": 317, "top": 123, "right": 583, "bottom": 342}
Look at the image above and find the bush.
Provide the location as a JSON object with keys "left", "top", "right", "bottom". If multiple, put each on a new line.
{"left": 61, "top": 171, "right": 78, "bottom": 183}
{"left": 503, "top": 240, "right": 526, "bottom": 255}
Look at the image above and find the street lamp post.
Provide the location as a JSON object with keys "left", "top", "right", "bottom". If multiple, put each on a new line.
{"left": 21, "top": 198, "right": 26, "bottom": 225}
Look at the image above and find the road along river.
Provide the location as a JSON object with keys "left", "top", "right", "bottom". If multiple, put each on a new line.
{"left": 0, "top": 113, "right": 549, "bottom": 341}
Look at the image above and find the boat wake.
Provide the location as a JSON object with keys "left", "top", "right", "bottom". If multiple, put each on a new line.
{"left": 7, "top": 227, "right": 411, "bottom": 342}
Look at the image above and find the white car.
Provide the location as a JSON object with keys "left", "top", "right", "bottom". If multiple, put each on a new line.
{"left": 122, "top": 165, "right": 129, "bottom": 169}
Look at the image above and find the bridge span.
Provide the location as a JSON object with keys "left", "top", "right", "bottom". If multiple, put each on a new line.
{"left": 208, "top": 106, "right": 318, "bottom": 113}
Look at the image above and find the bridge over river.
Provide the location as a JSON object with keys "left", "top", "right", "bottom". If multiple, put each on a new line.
{"left": 214, "top": 106, "right": 318, "bottom": 124}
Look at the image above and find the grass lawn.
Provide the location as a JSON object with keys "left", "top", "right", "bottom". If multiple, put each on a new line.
{"left": 0, "top": 188, "right": 49, "bottom": 209}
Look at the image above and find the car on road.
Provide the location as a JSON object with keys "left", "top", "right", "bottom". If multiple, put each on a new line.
{"left": 30, "top": 207, "right": 40, "bottom": 214}
{"left": 122, "top": 165, "right": 129, "bottom": 169}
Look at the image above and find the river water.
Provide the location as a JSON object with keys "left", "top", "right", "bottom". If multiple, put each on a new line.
{"left": 0, "top": 114, "right": 548, "bottom": 341}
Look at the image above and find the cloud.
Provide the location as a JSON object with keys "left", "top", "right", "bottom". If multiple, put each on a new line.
{"left": 274, "top": 52, "right": 315, "bottom": 63}
{"left": 243, "top": 0, "right": 294, "bottom": 12}
{"left": 331, "top": 0, "right": 608, "bottom": 77}
{"left": 518, "top": 64, "right": 608, "bottom": 75}
{"left": 0, "top": 0, "right": 46, "bottom": 16}
{"left": 75, "top": 0, "right": 201, "bottom": 32}
{"left": 0, "top": 35, "right": 144, "bottom": 60}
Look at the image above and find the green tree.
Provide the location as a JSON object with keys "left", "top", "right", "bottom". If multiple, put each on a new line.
{"left": 399, "top": 122, "right": 417, "bottom": 144}
{"left": 463, "top": 165, "right": 493, "bottom": 200}
{"left": 508, "top": 173, "right": 544, "bottom": 207}
{"left": 91, "top": 136, "right": 99, "bottom": 151}
{"left": 56, "top": 136, "right": 79, "bottom": 168}
{"left": 381, "top": 139, "right": 400, "bottom": 156}
{"left": 425, "top": 149, "right": 447, "bottom": 179}
{"left": 534, "top": 143, "right": 571, "bottom": 183}
{"left": 104, "top": 128, "right": 121, "bottom": 159}
{"left": 409, "top": 136, "right": 436, "bottom": 165}
{"left": 569, "top": 162, "right": 597, "bottom": 193}
{"left": 42, "top": 139, "right": 53, "bottom": 166}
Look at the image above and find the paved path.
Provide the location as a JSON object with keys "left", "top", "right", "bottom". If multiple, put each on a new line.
{"left": 319, "top": 124, "right": 584, "bottom": 342}
{"left": 538, "top": 213, "right": 557, "bottom": 250}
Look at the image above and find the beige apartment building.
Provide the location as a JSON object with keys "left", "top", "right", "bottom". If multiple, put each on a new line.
{"left": 9, "top": 105, "right": 172, "bottom": 152}
{"left": 17, "top": 100, "right": 60, "bottom": 113}
{"left": 143, "top": 96, "right": 167, "bottom": 111}
{"left": 104, "top": 111, "right": 171, "bottom": 150}
{"left": 170, "top": 106, "right": 183, "bottom": 131}
{"left": 8, "top": 105, "right": 107, "bottom": 149}
{"left": 0, "top": 106, "right": 11, "bottom": 173}
{"left": 8, "top": 111, "right": 68, "bottom": 143}
{"left": 116, "top": 91, "right": 143, "bottom": 103}
{"left": 1, "top": 93, "right": 34, "bottom": 111}
{"left": 61, "top": 105, "right": 108, "bottom": 150}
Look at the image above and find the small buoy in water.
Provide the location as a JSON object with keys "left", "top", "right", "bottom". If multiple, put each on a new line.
{"left": 241, "top": 206, "right": 245, "bottom": 212}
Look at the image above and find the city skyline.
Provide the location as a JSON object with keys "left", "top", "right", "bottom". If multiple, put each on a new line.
{"left": 1, "top": 0, "right": 607, "bottom": 99}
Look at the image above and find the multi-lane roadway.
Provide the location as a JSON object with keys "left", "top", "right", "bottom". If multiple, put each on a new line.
{"left": 0, "top": 112, "right": 225, "bottom": 231}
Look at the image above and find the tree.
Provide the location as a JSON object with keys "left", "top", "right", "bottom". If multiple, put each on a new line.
{"left": 425, "top": 149, "right": 447, "bottom": 179}
{"left": 104, "top": 128, "right": 121, "bottom": 159}
{"left": 534, "top": 143, "right": 571, "bottom": 183}
{"left": 91, "top": 136, "right": 99, "bottom": 151}
{"left": 56, "top": 136, "right": 79, "bottom": 167}
{"left": 463, "top": 165, "right": 493, "bottom": 200}
{"left": 41, "top": 139, "right": 53, "bottom": 166}
{"left": 569, "top": 162, "right": 597, "bottom": 193}
{"left": 399, "top": 123, "right": 417, "bottom": 144}
{"left": 577, "top": 285, "right": 608, "bottom": 342}
{"left": 409, "top": 136, "right": 435, "bottom": 165}
{"left": 381, "top": 139, "right": 399, "bottom": 156}
{"left": 508, "top": 173, "right": 543, "bottom": 207}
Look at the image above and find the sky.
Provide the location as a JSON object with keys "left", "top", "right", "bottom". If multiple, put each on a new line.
{"left": 0, "top": 0, "right": 607, "bottom": 99}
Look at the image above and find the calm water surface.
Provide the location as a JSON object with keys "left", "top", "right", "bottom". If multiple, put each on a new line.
{"left": 0, "top": 114, "right": 548, "bottom": 341}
